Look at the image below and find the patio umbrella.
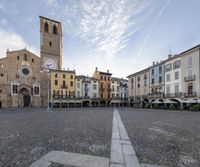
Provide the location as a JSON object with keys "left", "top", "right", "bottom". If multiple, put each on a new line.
{"left": 152, "top": 100, "right": 163, "bottom": 104}
{"left": 164, "top": 99, "right": 177, "bottom": 104}
{"left": 182, "top": 99, "right": 198, "bottom": 104}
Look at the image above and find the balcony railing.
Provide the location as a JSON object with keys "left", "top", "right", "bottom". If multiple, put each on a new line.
{"left": 184, "top": 92, "right": 197, "bottom": 97}
{"left": 84, "top": 87, "right": 89, "bottom": 91}
{"left": 165, "top": 93, "right": 182, "bottom": 98}
{"left": 184, "top": 75, "right": 196, "bottom": 82}
{"left": 148, "top": 93, "right": 164, "bottom": 99}
{"left": 61, "top": 85, "right": 67, "bottom": 89}
{"left": 107, "top": 88, "right": 112, "bottom": 92}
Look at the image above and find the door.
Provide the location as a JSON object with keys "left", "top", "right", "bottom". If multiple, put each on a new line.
{"left": 23, "top": 95, "right": 30, "bottom": 107}
{"left": 188, "top": 83, "right": 193, "bottom": 95}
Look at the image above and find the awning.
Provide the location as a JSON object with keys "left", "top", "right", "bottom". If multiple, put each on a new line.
{"left": 182, "top": 99, "right": 198, "bottom": 103}
{"left": 151, "top": 100, "right": 163, "bottom": 104}
{"left": 164, "top": 99, "right": 177, "bottom": 104}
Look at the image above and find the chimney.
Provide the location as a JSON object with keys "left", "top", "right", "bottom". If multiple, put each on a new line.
{"left": 156, "top": 61, "right": 158, "bottom": 64}
{"left": 107, "top": 69, "right": 109, "bottom": 73}
{"left": 153, "top": 61, "right": 155, "bottom": 65}
{"left": 168, "top": 54, "right": 172, "bottom": 58}
{"left": 6, "top": 49, "right": 9, "bottom": 53}
{"left": 95, "top": 67, "right": 98, "bottom": 71}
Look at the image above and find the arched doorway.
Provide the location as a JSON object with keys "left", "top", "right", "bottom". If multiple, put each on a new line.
{"left": 19, "top": 87, "right": 31, "bottom": 107}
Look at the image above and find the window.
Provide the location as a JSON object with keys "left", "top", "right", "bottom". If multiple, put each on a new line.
{"left": 55, "top": 80, "right": 58, "bottom": 85}
{"left": 144, "top": 73, "right": 147, "bottom": 79}
{"left": 108, "top": 77, "right": 110, "bottom": 81}
{"left": 77, "top": 91, "right": 80, "bottom": 97}
{"left": 151, "top": 69, "right": 154, "bottom": 75}
{"left": 112, "top": 85, "right": 114, "bottom": 91}
{"left": 159, "top": 76, "right": 162, "bottom": 83}
{"left": 165, "top": 64, "right": 172, "bottom": 72}
{"left": 159, "top": 66, "right": 162, "bottom": 73}
{"left": 55, "top": 73, "right": 58, "bottom": 78}
{"left": 62, "top": 80, "right": 66, "bottom": 87}
{"left": 70, "top": 81, "right": 73, "bottom": 87}
{"left": 151, "top": 78, "right": 154, "bottom": 84}
{"left": 77, "top": 82, "right": 80, "bottom": 88}
{"left": 12, "top": 84, "right": 18, "bottom": 95}
{"left": 112, "top": 93, "right": 115, "bottom": 98}
{"left": 137, "top": 76, "right": 140, "bottom": 82}
{"left": 93, "top": 84, "right": 97, "bottom": 90}
{"left": 0, "top": 73, "right": 3, "bottom": 77}
{"left": 63, "top": 74, "right": 65, "bottom": 78}
{"left": 0, "top": 88, "right": 2, "bottom": 93}
{"left": 188, "top": 56, "right": 192, "bottom": 67}
{"left": 117, "top": 86, "right": 119, "bottom": 92}
{"left": 175, "top": 85, "right": 179, "bottom": 93}
{"left": 17, "top": 55, "right": 19, "bottom": 60}
{"left": 104, "top": 76, "right": 106, "bottom": 81}
{"left": 188, "top": 69, "right": 192, "bottom": 77}
{"left": 32, "top": 58, "right": 34, "bottom": 63}
{"left": 166, "top": 74, "right": 170, "bottom": 82}
{"left": 166, "top": 86, "right": 171, "bottom": 94}
{"left": 49, "top": 41, "right": 52, "bottom": 46}
{"left": 174, "top": 71, "right": 179, "bottom": 80}
{"left": 53, "top": 25, "right": 57, "bottom": 34}
{"left": 70, "top": 75, "right": 73, "bottom": 79}
{"left": 33, "top": 85, "right": 40, "bottom": 96}
{"left": 101, "top": 76, "right": 103, "bottom": 80}
{"left": 138, "top": 83, "right": 140, "bottom": 88}
{"left": 131, "top": 78, "right": 134, "bottom": 89}
{"left": 101, "top": 93, "right": 103, "bottom": 98}
{"left": 24, "top": 54, "right": 28, "bottom": 61}
{"left": 44, "top": 22, "right": 49, "bottom": 32}
{"left": 173, "top": 60, "right": 181, "bottom": 69}
{"left": 101, "top": 83, "right": 103, "bottom": 89}
{"left": 93, "top": 93, "right": 97, "bottom": 98}
{"left": 144, "top": 80, "right": 147, "bottom": 86}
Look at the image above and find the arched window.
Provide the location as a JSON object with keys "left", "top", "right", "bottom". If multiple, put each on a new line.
{"left": 53, "top": 25, "right": 57, "bottom": 34}
{"left": 44, "top": 22, "right": 49, "bottom": 32}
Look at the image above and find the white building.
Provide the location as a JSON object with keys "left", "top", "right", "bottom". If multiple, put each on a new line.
{"left": 180, "top": 45, "right": 200, "bottom": 104}
{"left": 165, "top": 54, "right": 182, "bottom": 100}
{"left": 111, "top": 77, "right": 128, "bottom": 106}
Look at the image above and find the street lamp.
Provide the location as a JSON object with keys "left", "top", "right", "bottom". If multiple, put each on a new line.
{"left": 47, "top": 67, "right": 50, "bottom": 112}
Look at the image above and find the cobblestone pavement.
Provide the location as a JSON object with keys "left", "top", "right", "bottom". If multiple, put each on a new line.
{"left": 119, "top": 108, "right": 200, "bottom": 167}
{"left": 0, "top": 108, "right": 113, "bottom": 167}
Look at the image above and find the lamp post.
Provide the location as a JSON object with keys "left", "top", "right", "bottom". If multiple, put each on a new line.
{"left": 47, "top": 68, "right": 50, "bottom": 112}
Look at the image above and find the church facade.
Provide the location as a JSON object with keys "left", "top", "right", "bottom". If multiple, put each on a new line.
{"left": 0, "top": 16, "right": 63, "bottom": 108}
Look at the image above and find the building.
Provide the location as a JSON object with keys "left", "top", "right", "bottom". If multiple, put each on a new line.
{"left": 111, "top": 77, "right": 128, "bottom": 107}
{"left": 127, "top": 68, "right": 150, "bottom": 107}
{"left": 149, "top": 61, "right": 165, "bottom": 101}
{"left": 93, "top": 67, "right": 112, "bottom": 107}
{"left": 51, "top": 69, "right": 76, "bottom": 107}
{"left": 180, "top": 45, "right": 200, "bottom": 105}
{"left": 164, "top": 54, "right": 182, "bottom": 102}
{"left": 0, "top": 49, "right": 42, "bottom": 107}
{"left": 75, "top": 75, "right": 99, "bottom": 107}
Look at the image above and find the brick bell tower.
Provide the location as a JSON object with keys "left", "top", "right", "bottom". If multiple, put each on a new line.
{"left": 40, "top": 16, "right": 62, "bottom": 70}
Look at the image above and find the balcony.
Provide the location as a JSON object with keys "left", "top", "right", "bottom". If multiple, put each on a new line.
{"left": 165, "top": 93, "right": 182, "bottom": 98}
{"left": 184, "top": 75, "right": 196, "bottom": 82}
{"left": 184, "top": 92, "right": 197, "bottom": 97}
{"left": 84, "top": 87, "right": 89, "bottom": 91}
{"left": 107, "top": 88, "right": 112, "bottom": 92}
{"left": 148, "top": 93, "right": 164, "bottom": 99}
{"left": 61, "top": 85, "right": 67, "bottom": 89}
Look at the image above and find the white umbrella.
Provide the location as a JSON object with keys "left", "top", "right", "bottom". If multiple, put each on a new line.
{"left": 152, "top": 100, "right": 163, "bottom": 104}
{"left": 164, "top": 99, "right": 177, "bottom": 104}
{"left": 182, "top": 99, "right": 197, "bottom": 104}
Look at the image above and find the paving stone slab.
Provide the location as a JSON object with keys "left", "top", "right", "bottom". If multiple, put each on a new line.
{"left": 41, "top": 151, "right": 109, "bottom": 167}
{"left": 29, "top": 159, "right": 51, "bottom": 167}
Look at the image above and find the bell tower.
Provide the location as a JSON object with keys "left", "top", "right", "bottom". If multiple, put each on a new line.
{"left": 40, "top": 16, "right": 62, "bottom": 70}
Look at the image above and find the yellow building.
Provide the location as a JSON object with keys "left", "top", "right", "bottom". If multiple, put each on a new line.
{"left": 93, "top": 67, "right": 112, "bottom": 106}
{"left": 50, "top": 69, "right": 76, "bottom": 107}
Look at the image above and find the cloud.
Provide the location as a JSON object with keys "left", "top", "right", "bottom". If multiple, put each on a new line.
{"left": 48, "top": 0, "right": 150, "bottom": 61}
{"left": 136, "top": 0, "right": 172, "bottom": 57}
{"left": 0, "top": 28, "right": 38, "bottom": 57}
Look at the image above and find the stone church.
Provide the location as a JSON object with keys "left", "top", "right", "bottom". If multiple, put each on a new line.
{"left": 0, "top": 16, "right": 62, "bottom": 108}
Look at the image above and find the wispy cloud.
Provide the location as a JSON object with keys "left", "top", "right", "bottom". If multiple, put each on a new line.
{"left": 0, "top": 28, "right": 38, "bottom": 57}
{"left": 136, "top": 0, "right": 172, "bottom": 57}
{"left": 48, "top": 0, "right": 151, "bottom": 61}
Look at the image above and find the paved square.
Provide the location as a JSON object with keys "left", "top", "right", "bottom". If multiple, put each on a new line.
{"left": 119, "top": 108, "right": 200, "bottom": 167}
{"left": 0, "top": 108, "right": 200, "bottom": 167}
{"left": 0, "top": 108, "right": 113, "bottom": 167}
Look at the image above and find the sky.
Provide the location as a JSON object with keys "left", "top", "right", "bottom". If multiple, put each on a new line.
{"left": 0, "top": 0, "right": 200, "bottom": 78}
